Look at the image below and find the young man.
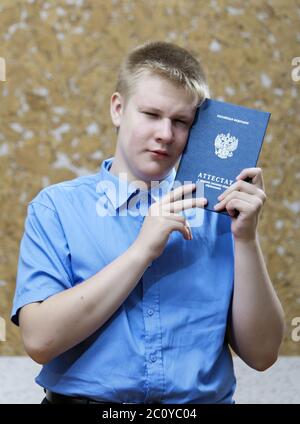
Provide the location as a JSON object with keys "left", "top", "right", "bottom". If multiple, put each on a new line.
{"left": 11, "top": 41, "right": 285, "bottom": 404}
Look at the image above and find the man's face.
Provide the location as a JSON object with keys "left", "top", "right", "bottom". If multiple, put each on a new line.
{"left": 110, "top": 71, "right": 198, "bottom": 184}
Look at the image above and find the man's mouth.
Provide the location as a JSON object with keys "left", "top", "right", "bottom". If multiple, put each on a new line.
{"left": 149, "top": 150, "right": 170, "bottom": 157}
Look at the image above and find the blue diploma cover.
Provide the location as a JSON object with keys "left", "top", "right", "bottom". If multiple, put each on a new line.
{"left": 175, "top": 99, "right": 271, "bottom": 215}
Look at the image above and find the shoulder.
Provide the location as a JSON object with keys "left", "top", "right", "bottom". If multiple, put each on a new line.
{"left": 28, "top": 172, "right": 100, "bottom": 213}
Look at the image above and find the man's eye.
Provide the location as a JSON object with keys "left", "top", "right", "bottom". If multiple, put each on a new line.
{"left": 175, "top": 119, "right": 188, "bottom": 126}
{"left": 143, "top": 112, "right": 158, "bottom": 118}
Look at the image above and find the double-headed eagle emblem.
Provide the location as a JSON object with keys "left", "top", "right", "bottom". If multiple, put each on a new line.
{"left": 214, "top": 133, "right": 239, "bottom": 159}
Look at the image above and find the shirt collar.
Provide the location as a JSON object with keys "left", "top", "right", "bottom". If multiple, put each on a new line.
{"left": 97, "top": 157, "right": 176, "bottom": 210}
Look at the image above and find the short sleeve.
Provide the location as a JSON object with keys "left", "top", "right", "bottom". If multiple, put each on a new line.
{"left": 11, "top": 201, "right": 74, "bottom": 326}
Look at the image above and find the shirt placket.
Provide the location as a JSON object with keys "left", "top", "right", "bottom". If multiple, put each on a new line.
{"left": 138, "top": 192, "right": 165, "bottom": 403}
{"left": 142, "top": 264, "right": 165, "bottom": 403}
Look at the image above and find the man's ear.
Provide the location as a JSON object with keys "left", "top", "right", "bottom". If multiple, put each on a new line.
{"left": 110, "top": 92, "right": 124, "bottom": 128}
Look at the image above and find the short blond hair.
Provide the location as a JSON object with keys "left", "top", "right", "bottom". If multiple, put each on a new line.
{"left": 116, "top": 41, "right": 209, "bottom": 104}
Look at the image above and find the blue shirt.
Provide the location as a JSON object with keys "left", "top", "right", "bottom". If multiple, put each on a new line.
{"left": 11, "top": 157, "right": 236, "bottom": 404}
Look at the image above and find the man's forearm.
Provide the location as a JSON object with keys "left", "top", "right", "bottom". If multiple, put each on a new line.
{"left": 229, "top": 235, "right": 285, "bottom": 370}
{"left": 20, "top": 241, "right": 151, "bottom": 364}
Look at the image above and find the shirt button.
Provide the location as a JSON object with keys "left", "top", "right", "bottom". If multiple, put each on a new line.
{"left": 150, "top": 354, "right": 157, "bottom": 363}
{"left": 147, "top": 308, "right": 154, "bottom": 316}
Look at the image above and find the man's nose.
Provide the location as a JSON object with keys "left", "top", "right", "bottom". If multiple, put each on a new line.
{"left": 156, "top": 118, "right": 174, "bottom": 142}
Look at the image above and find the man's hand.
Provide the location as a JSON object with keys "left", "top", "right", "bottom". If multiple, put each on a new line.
{"left": 135, "top": 184, "right": 207, "bottom": 262}
{"left": 213, "top": 167, "right": 266, "bottom": 240}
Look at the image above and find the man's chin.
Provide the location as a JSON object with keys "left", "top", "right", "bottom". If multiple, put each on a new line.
{"left": 139, "top": 166, "right": 173, "bottom": 184}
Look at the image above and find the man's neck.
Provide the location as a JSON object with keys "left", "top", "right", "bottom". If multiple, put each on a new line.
{"left": 109, "top": 158, "right": 168, "bottom": 191}
{"left": 109, "top": 158, "right": 151, "bottom": 191}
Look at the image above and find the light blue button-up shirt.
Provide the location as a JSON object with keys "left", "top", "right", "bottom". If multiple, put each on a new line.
{"left": 11, "top": 157, "right": 236, "bottom": 404}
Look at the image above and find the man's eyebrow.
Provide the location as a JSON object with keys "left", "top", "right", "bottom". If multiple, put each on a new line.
{"left": 140, "top": 106, "right": 194, "bottom": 120}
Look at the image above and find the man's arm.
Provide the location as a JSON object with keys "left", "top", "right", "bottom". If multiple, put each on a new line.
{"left": 228, "top": 236, "right": 285, "bottom": 370}
{"left": 19, "top": 243, "right": 151, "bottom": 364}
{"left": 214, "top": 168, "right": 285, "bottom": 371}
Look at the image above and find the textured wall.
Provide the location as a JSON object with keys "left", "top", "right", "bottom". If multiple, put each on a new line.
{"left": 0, "top": 0, "right": 299, "bottom": 355}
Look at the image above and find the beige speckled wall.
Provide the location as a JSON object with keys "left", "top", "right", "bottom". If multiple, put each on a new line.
{"left": 0, "top": 0, "right": 299, "bottom": 355}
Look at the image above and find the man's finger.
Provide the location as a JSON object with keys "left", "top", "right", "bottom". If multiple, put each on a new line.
{"left": 165, "top": 197, "right": 207, "bottom": 213}
{"left": 218, "top": 180, "right": 265, "bottom": 202}
{"left": 236, "top": 167, "right": 264, "bottom": 190}
{"left": 161, "top": 183, "right": 196, "bottom": 205}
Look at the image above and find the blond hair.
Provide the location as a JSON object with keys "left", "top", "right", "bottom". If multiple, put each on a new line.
{"left": 116, "top": 41, "right": 209, "bottom": 104}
